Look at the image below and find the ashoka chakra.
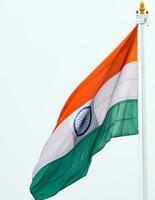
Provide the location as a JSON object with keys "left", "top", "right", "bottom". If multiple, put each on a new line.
{"left": 73, "top": 106, "right": 92, "bottom": 136}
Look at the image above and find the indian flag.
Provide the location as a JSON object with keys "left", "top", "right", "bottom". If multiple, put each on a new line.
{"left": 30, "top": 26, "right": 138, "bottom": 200}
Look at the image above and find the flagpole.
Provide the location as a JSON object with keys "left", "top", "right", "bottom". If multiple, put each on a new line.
{"left": 136, "top": 1, "right": 149, "bottom": 200}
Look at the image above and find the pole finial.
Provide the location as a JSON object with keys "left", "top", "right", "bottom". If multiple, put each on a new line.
{"left": 139, "top": 1, "right": 145, "bottom": 14}
{"left": 136, "top": 1, "right": 149, "bottom": 26}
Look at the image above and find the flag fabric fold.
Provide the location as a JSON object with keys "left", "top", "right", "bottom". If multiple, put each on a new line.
{"left": 30, "top": 26, "right": 138, "bottom": 200}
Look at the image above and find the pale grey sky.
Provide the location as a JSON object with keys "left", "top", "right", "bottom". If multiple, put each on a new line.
{"left": 0, "top": 0, "right": 154, "bottom": 200}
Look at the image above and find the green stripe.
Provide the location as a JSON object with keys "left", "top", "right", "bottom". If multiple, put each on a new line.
{"left": 30, "top": 99, "right": 138, "bottom": 200}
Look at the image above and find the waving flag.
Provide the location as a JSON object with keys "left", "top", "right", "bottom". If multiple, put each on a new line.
{"left": 30, "top": 26, "right": 138, "bottom": 200}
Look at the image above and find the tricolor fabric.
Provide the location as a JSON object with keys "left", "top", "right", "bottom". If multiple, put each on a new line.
{"left": 30, "top": 26, "right": 138, "bottom": 200}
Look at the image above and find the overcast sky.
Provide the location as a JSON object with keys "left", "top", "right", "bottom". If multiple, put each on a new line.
{"left": 0, "top": 0, "right": 154, "bottom": 200}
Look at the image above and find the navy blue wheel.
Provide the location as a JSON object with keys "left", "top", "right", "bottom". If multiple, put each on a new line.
{"left": 73, "top": 106, "right": 92, "bottom": 136}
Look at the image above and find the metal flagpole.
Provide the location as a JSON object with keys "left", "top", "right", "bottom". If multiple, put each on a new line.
{"left": 136, "top": 1, "right": 149, "bottom": 200}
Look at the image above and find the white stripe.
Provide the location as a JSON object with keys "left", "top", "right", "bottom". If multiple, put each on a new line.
{"left": 94, "top": 61, "right": 138, "bottom": 124}
{"left": 33, "top": 61, "right": 138, "bottom": 177}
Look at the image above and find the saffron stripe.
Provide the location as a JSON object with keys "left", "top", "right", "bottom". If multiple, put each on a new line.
{"left": 54, "top": 26, "right": 137, "bottom": 129}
